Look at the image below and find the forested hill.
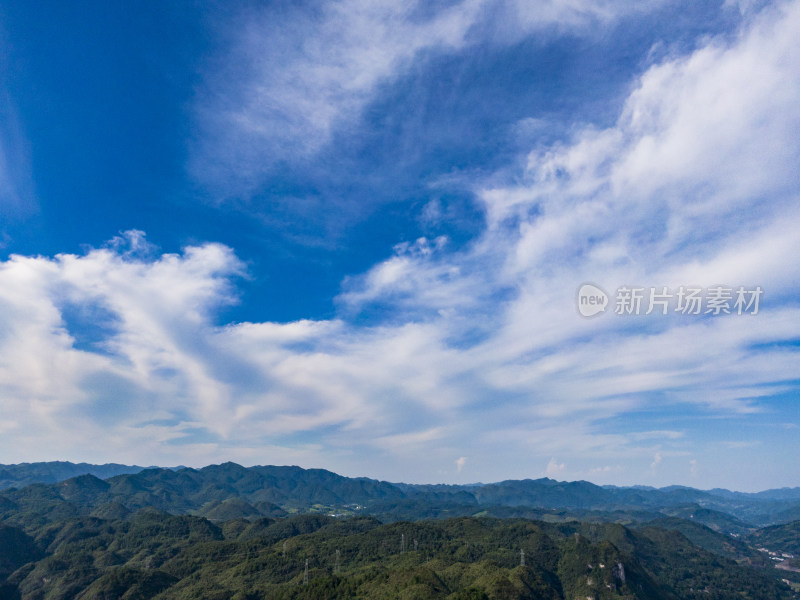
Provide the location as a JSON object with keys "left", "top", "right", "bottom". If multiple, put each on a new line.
{"left": 1, "top": 462, "right": 799, "bottom": 529}
{"left": 1, "top": 462, "right": 800, "bottom": 598}
{"left": 0, "top": 512, "right": 796, "bottom": 599}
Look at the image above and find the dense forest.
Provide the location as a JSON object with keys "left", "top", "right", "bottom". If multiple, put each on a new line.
{"left": 0, "top": 463, "right": 798, "bottom": 599}
{"left": 2, "top": 511, "right": 797, "bottom": 599}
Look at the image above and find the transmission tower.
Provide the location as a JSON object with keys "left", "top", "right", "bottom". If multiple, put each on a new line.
{"left": 401, "top": 533, "right": 406, "bottom": 552}
{"left": 520, "top": 549, "right": 525, "bottom": 567}
{"left": 334, "top": 549, "right": 340, "bottom": 574}
{"left": 303, "top": 558, "right": 309, "bottom": 585}
{"left": 283, "top": 540, "right": 287, "bottom": 558}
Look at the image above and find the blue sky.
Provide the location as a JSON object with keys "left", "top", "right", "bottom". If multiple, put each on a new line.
{"left": 0, "top": 0, "right": 798, "bottom": 490}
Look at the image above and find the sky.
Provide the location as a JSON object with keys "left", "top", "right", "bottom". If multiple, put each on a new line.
{"left": 0, "top": 0, "right": 798, "bottom": 491}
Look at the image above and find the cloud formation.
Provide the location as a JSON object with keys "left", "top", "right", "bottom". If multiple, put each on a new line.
{"left": 191, "top": 0, "right": 665, "bottom": 199}
{"left": 334, "top": 1, "right": 800, "bottom": 483}
{"left": 1, "top": 2, "right": 798, "bottom": 488}
{"left": 0, "top": 97, "right": 36, "bottom": 221}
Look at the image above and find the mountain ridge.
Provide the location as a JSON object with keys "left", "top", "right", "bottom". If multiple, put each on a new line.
{"left": 3, "top": 461, "right": 798, "bottom": 497}
{"left": 1, "top": 461, "right": 799, "bottom": 529}
{"left": 1, "top": 462, "right": 799, "bottom": 599}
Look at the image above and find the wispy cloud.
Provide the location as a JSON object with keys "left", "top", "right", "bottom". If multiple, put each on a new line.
{"left": 333, "top": 1, "right": 800, "bottom": 481}
{"left": 650, "top": 452, "right": 663, "bottom": 470}
{"left": 546, "top": 457, "right": 566, "bottom": 476}
{"left": 0, "top": 95, "right": 36, "bottom": 221}
{"left": 0, "top": 2, "right": 798, "bottom": 488}
{"left": 190, "top": 0, "right": 667, "bottom": 201}
{"left": 191, "top": 0, "right": 481, "bottom": 199}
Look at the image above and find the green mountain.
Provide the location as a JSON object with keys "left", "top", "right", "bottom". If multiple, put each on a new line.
{"left": 657, "top": 505, "right": 756, "bottom": 536}
{"left": 0, "top": 512, "right": 793, "bottom": 600}
{"left": 0, "top": 462, "right": 798, "bottom": 598}
{"left": 748, "top": 521, "right": 800, "bottom": 555}
{"left": 3, "top": 462, "right": 800, "bottom": 529}
{"left": 640, "top": 517, "right": 760, "bottom": 562}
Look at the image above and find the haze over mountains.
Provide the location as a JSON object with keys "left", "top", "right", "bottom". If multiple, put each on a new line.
{"left": 0, "top": 462, "right": 149, "bottom": 491}
{"left": 2, "top": 462, "right": 799, "bottom": 529}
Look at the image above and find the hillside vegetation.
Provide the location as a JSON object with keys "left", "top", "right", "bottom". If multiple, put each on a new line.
{"left": 0, "top": 512, "right": 794, "bottom": 600}
{"left": 0, "top": 463, "right": 798, "bottom": 599}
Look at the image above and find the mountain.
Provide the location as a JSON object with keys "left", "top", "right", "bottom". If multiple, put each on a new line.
{"left": 1, "top": 461, "right": 798, "bottom": 529}
{"left": 708, "top": 487, "right": 800, "bottom": 502}
{"left": 0, "top": 461, "right": 147, "bottom": 491}
{"left": 748, "top": 521, "right": 800, "bottom": 555}
{"left": 640, "top": 517, "right": 760, "bottom": 562}
{"left": 2, "top": 512, "right": 794, "bottom": 600}
{"left": 471, "top": 478, "right": 618, "bottom": 508}
{"left": 657, "top": 505, "right": 755, "bottom": 536}
{"left": 0, "top": 463, "right": 799, "bottom": 598}
{"left": 0, "top": 524, "right": 42, "bottom": 579}
{"left": 0, "top": 462, "right": 406, "bottom": 528}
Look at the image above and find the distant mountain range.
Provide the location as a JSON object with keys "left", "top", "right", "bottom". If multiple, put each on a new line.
{"left": 0, "top": 461, "right": 147, "bottom": 490}
{"left": 1, "top": 462, "right": 799, "bottom": 599}
{"left": 1, "top": 461, "right": 799, "bottom": 529}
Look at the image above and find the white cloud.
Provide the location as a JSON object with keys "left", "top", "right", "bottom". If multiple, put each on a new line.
{"left": 0, "top": 232, "right": 246, "bottom": 459}
{"left": 0, "top": 98, "right": 36, "bottom": 219}
{"left": 1, "top": 3, "right": 799, "bottom": 488}
{"left": 631, "top": 430, "right": 684, "bottom": 441}
{"left": 720, "top": 440, "right": 762, "bottom": 449}
{"left": 546, "top": 457, "right": 566, "bottom": 476}
{"left": 192, "top": 0, "right": 482, "bottom": 197}
{"left": 650, "top": 452, "right": 663, "bottom": 470}
{"left": 590, "top": 464, "right": 622, "bottom": 474}
{"left": 456, "top": 456, "right": 467, "bottom": 473}
{"left": 332, "top": 1, "right": 800, "bottom": 482}
{"left": 191, "top": 0, "right": 668, "bottom": 198}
